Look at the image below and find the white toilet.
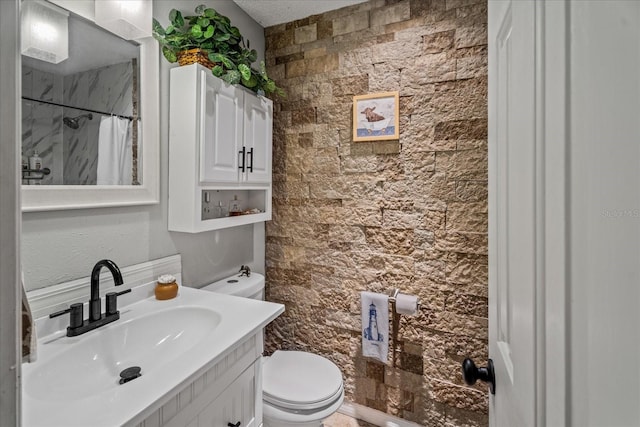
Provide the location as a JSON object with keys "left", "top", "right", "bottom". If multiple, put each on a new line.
{"left": 201, "top": 272, "right": 344, "bottom": 427}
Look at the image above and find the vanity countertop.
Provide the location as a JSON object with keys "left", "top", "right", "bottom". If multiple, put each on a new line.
{"left": 22, "top": 287, "right": 284, "bottom": 427}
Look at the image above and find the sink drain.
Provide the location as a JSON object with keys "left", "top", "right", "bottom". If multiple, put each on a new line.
{"left": 119, "top": 366, "right": 142, "bottom": 385}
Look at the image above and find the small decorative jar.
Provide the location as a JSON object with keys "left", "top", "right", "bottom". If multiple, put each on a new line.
{"left": 155, "top": 274, "right": 179, "bottom": 300}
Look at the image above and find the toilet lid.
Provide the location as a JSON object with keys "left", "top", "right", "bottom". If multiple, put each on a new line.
{"left": 263, "top": 351, "right": 344, "bottom": 410}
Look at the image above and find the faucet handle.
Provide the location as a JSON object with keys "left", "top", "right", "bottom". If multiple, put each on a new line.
{"left": 106, "top": 289, "right": 132, "bottom": 316}
{"left": 49, "top": 308, "right": 71, "bottom": 318}
{"left": 50, "top": 303, "right": 84, "bottom": 329}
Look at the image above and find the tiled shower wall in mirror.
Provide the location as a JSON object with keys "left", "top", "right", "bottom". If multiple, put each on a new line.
{"left": 21, "top": 61, "right": 134, "bottom": 185}
{"left": 22, "top": 66, "right": 63, "bottom": 185}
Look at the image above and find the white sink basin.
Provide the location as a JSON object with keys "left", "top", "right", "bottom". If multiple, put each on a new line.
{"left": 22, "top": 287, "right": 284, "bottom": 427}
{"left": 27, "top": 306, "right": 221, "bottom": 401}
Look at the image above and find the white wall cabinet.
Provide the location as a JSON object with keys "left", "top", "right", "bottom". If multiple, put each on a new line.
{"left": 199, "top": 71, "right": 244, "bottom": 184}
{"left": 241, "top": 93, "right": 272, "bottom": 183}
{"left": 199, "top": 72, "right": 272, "bottom": 184}
{"left": 169, "top": 64, "right": 273, "bottom": 233}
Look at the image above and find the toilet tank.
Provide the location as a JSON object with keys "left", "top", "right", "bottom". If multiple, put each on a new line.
{"left": 200, "top": 272, "right": 265, "bottom": 300}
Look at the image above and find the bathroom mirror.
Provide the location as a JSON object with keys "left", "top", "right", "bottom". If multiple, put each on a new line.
{"left": 21, "top": 0, "right": 159, "bottom": 211}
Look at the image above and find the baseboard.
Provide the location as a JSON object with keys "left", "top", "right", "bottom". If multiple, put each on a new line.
{"left": 26, "top": 254, "right": 182, "bottom": 319}
{"left": 338, "top": 401, "right": 423, "bottom": 427}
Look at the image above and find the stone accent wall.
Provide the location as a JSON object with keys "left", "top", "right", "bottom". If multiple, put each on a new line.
{"left": 264, "top": 1, "right": 488, "bottom": 425}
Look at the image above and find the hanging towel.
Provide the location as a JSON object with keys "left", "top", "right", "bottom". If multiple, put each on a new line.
{"left": 21, "top": 271, "right": 37, "bottom": 363}
{"left": 361, "top": 291, "right": 389, "bottom": 363}
{"left": 97, "top": 116, "right": 132, "bottom": 185}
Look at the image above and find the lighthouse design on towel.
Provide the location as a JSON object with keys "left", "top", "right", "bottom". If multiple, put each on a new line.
{"left": 364, "top": 302, "right": 384, "bottom": 342}
{"left": 361, "top": 291, "right": 389, "bottom": 363}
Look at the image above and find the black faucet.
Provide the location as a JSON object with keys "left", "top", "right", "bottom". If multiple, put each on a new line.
{"left": 90, "top": 259, "right": 123, "bottom": 321}
{"left": 50, "top": 259, "right": 130, "bottom": 337}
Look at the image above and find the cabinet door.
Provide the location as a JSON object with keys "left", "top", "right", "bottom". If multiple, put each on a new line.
{"left": 242, "top": 94, "right": 272, "bottom": 183}
{"left": 197, "top": 365, "right": 257, "bottom": 427}
{"left": 200, "top": 70, "right": 244, "bottom": 183}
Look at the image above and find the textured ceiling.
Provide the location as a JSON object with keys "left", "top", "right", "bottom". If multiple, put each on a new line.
{"left": 232, "top": 0, "right": 368, "bottom": 27}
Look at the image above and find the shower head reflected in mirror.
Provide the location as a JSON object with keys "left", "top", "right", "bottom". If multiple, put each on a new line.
{"left": 63, "top": 113, "right": 93, "bottom": 129}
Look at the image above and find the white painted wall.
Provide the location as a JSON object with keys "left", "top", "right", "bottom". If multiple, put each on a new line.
{"left": 21, "top": 0, "right": 267, "bottom": 291}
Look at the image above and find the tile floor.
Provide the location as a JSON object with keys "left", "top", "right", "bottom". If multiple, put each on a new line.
{"left": 323, "top": 412, "right": 379, "bottom": 427}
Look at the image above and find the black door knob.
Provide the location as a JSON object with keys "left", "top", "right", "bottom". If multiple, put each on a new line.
{"left": 227, "top": 422, "right": 241, "bottom": 427}
{"left": 461, "top": 358, "right": 496, "bottom": 394}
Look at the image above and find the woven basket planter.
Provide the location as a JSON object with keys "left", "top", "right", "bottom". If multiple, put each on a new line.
{"left": 176, "top": 48, "right": 215, "bottom": 69}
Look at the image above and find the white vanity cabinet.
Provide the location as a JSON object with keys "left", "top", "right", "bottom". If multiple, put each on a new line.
{"left": 193, "top": 365, "right": 258, "bottom": 427}
{"left": 168, "top": 64, "right": 272, "bottom": 233}
{"left": 133, "top": 332, "right": 264, "bottom": 427}
{"left": 22, "top": 270, "right": 284, "bottom": 427}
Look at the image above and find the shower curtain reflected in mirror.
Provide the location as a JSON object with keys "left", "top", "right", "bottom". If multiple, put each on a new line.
{"left": 97, "top": 116, "right": 132, "bottom": 185}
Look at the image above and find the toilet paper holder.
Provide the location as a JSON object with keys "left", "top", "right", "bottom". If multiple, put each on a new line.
{"left": 387, "top": 288, "right": 421, "bottom": 312}
{"left": 387, "top": 288, "right": 421, "bottom": 368}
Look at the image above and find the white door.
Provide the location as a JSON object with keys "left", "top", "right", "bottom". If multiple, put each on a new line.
{"left": 484, "top": 1, "right": 537, "bottom": 425}
{"left": 484, "top": 2, "right": 640, "bottom": 426}
{"left": 199, "top": 69, "right": 244, "bottom": 183}
{"left": 568, "top": 2, "right": 640, "bottom": 426}
{"left": 0, "top": 0, "right": 21, "bottom": 425}
{"left": 242, "top": 94, "right": 272, "bottom": 183}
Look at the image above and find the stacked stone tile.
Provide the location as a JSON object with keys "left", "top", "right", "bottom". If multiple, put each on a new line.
{"left": 264, "top": 1, "right": 488, "bottom": 425}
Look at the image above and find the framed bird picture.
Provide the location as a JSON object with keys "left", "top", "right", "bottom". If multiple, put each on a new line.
{"left": 352, "top": 91, "right": 400, "bottom": 142}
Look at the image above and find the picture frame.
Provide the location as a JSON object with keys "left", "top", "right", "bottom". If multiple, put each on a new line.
{"left": 352, "top": 91, "right": 400, "bottom": 142}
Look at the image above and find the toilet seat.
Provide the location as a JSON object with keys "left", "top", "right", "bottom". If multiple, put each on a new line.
{"left": 263, "top": 387, "right": 345, "bottom": 426}
{"left": 263, "top": 351, "right": 343, "bottom": 411}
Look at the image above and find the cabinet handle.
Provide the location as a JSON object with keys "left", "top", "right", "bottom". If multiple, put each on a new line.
{"left": 227, "top": 423, "right": 241, "bottom": 427}
{"left": 238, "top": 146, "right": 246, "bottom": 172}
{"left": 247, "top": 147, "right": 254, "bottom": 173}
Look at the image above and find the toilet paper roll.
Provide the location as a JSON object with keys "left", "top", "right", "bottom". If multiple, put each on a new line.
{"left": 395, "top": 293, "right": 419, "bottom": 316}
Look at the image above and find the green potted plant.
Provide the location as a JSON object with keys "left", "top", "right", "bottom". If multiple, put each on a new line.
{"left": 152, "top": 5, "right": 283, "bottom": 96}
